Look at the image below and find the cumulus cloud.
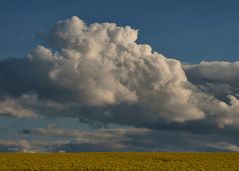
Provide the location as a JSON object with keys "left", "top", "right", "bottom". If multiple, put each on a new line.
{"left": 29, "top": 16, "right": 206, "bottom": 122}
{"left": 0, "top": 16, "right": 239, "bottom": 131}
{"left": 48, "top": 17, "right": 206, "bottom": 122}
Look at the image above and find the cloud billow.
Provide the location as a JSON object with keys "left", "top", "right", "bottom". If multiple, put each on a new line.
{"left": 0, "top": 16, "right": 239, "bottom": 130}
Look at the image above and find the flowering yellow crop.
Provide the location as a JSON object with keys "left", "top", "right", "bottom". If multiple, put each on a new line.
{"left": 0, "top": 152, "right": 239, "bottom": 170}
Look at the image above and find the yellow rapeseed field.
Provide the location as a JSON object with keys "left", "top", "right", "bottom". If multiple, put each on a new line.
{"left": 0, "top": 152, "right": 239, "bottom": 170}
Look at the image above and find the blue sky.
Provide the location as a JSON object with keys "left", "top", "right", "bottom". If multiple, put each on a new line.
{"left": 1, "top": 0, "right": 239, "bottom": 62}
{"left": 1, "top": 0, "right": 239, "bottom": 152}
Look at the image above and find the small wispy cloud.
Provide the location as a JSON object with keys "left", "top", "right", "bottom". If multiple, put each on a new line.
{"left": 207, "top": 141, "right": 239, "bottom": 152}
{"left": 0, "top": 98, "right": 37, "bottom": 118}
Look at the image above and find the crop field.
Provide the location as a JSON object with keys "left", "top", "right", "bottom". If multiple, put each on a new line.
{"left": 0, "top": 152, "right": 239, "bottom": 170}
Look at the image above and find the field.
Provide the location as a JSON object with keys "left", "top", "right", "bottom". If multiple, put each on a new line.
{"left": 0, "top": 152, "right": 239, "bottom": 170}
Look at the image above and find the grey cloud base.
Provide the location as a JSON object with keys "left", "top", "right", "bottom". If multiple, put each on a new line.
{"left": 0, "top": 16, "right": 239, "bottom": 151}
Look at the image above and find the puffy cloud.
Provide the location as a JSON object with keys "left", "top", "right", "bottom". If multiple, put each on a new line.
{"left": 27, "top": 45, "right": 55, "bottom": 61}
{"left": 38, "top": 16, "right": 205, "bottom": 122}
{"left": 0, "top": 16, "right": 239, "bottom": 131}
{"left": 0, "top": 16, "right": 204, "bottom": 124}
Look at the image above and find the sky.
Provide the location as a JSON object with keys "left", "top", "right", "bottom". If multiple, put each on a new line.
{"left": 1, "top": 0, "right": 239, "bottom": 152}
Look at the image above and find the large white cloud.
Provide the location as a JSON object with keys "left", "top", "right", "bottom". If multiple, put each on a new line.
{"left": 28, "top": 16, "right": 205, "bottom": 122}
{"left": 1, "top": 16, "right": 239, "bottom": 129}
